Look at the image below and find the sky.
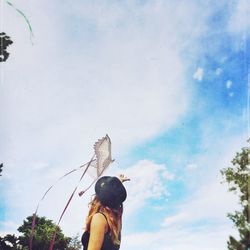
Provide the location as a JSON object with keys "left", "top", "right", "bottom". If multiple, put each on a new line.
{"left": 0, "top": 0, "right": 250, "bottom": 250}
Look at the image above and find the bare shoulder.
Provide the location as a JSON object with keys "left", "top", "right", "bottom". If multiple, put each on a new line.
{"left": 91, "top": 213, "right": 108, "bottom": 231}
{"left": 92, "top": 213, "right": 107, "bottom": 223}
{"left": 88, "top": 213, "right": 108, "bottom": 250}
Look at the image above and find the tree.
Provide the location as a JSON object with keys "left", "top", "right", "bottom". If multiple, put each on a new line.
{"left": 221, "top": 144, "right": 250, "bottom": 250}
{"left": 0, "top": 215, "right": 83, "bottom": 249}
{"left": 0, "top": 234, "right": 20, "bottom": 249}
{"left": 18, "top": 215, "right": 71, "bottom": 250}
{"left": 66, "top": 233, "right": 82, "bottom": 250}
{"left": 0, "top": 163, "right": 3, "bottom": 176}
{"left": 0, "top": 33, "right": 13, "bottom": 62}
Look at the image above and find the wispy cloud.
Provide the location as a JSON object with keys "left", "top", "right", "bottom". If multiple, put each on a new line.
{"left": 0, "top": 220, "right": 19, "bottom": 237}
{"left": 227, "top": 0, "right": 250, "bottom": 36}
{"left": 226, "top": 80, "right": 233, "bottom": 89}
{"left": 185, "top": 163, "right": 198, "bottom": 171}
{"left": 122, "top": 223, "right": 237, "bottom": 250}
{"left": 215, "top": 67, "right": 222, "bottom": 75}
{"left": 162, "top": 178, "right": 239, "bottom": 228}
{"left": 110, "top": 160, "right": 173, "bottom": 216}
{"left": 193, "top": 67, "right": 204, "bottom": 82}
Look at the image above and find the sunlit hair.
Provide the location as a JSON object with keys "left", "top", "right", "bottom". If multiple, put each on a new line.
{"left": 85, "top": 195, "right": 123, "bottom": 245}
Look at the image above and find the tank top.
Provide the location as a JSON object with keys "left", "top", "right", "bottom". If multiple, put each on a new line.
{"left": 81, "top": 213, "right": 120, "bottom": 250}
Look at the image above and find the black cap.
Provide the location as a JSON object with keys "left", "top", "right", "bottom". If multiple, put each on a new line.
{"left": 95, "top": 176, "right": 127, "bottom": 209}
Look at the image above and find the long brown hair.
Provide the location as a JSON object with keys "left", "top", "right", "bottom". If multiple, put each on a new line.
{"left": 85, "top": 195, "right": 123, "bottom": 245}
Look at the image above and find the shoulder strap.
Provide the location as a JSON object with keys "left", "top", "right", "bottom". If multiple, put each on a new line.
{"left": 97, "top": 212, "right": 108, "bottom": 222}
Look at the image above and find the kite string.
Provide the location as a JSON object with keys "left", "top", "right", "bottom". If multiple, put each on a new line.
{"left": 49, "top": 154, "right": 96, "bottom": 250}
{"left": 78, "top": 162, "right": 109, "bottom": 196}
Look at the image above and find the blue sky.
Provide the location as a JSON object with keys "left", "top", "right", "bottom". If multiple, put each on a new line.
{"left": 0, "top": 1, "right": 250, "bottom": 249}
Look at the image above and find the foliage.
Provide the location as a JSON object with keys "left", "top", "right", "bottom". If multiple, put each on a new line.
{"left": 0, "top": 234, "right": 20, "bottom": 249}
{"left": 221, "top": 145, "right": 250, "bottom": 250}
{"left": 66, "top": 233, "right": 82, "bottom": 250}
{"left": 0, "top": 33, "right": 13, "bottom": 62}
{"left": 0, "top": 215, "right": 82, "bottom": 249}
{"left": 0, "top": 163, "right": 3, "bottom": 176}
{"left": 18, "top": 215, "right": 71, "bottom": 250}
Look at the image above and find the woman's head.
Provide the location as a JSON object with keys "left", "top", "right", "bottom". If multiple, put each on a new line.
{"left": 95, "top": 176, "right": 127, "bottom": 209}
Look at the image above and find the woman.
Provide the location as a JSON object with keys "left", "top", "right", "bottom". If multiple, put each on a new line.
{"left": 82, "top": 175, "right": 129, "bottom": 250}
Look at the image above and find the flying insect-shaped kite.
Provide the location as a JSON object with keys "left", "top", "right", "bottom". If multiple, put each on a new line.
{"left": 29, "top": 134, "right": 114, "bottom": 250}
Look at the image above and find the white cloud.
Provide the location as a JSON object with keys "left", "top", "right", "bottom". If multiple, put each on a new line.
{"left": 0, "top": 220, "right": 19, "bottom": 236}
{"left": 193, "top": 67, "right": 204, "bottom": 81}
{"left": 122, "top": 176, "right": 239, "bottom": 250}
{"left": 226, "top": 80, "right": 233, "bottom": 89}
{"left": 228, "top": 0, "right": 250, "bottom": 36}
{"left": 110, "top": 160, "right": 172, "bottom": 216}
{"left": 162, "top": 178, "right": 239, "bottom": 228}
{"left": 162, "top": 170, "right": 175, "bottom": 180}
{"left": 161, "top": 212, "right": 188, "bottom": 227}
{"left": 215, "top": 67, "right": 222, "bottom": 75}
{"left": 227, "top": 0, "right": 250, "bottom": 51}
{"left": 186, "top": 163, "right": 198, "bottom": 170}
{"left": 122, "top": 223, "right": 237, "bottom": 250}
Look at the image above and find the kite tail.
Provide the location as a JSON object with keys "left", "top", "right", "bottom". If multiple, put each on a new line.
{"left": 49, "top": 231, "right": 57, "bottom": 250}
{"left": 29, "top": 161, "right": 94, "bottom": 250}
{"left": 29, "top": 211, "right": 37, "bottom": 250}
{"left": 49, "top": 155, "right": 95, "bottom": 250}
{"left": 5, "top": 0, "right": 34, "bottom": 43}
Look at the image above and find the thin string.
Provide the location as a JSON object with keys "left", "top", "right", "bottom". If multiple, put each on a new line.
{"left": 78, "top": 162, "right": 110, "bottom": 197}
